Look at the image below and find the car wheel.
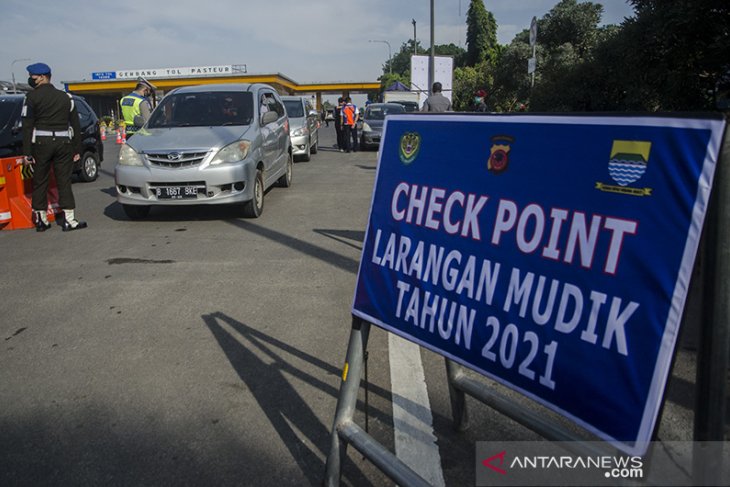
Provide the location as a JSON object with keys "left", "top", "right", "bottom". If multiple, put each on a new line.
{"left": 243, "top": 169, "right": 264, "bottom": 218}
{"left": 278, "top": 152, "right": 293, "bottom": 188}
{"left": 79, "top": 151, "right": 99, "bottom": 182}
{"left": 310, "top": 136, "right": 318, "bottom": 154}
{"left": 122, "top": 204, "right": 150, "bottom": 220}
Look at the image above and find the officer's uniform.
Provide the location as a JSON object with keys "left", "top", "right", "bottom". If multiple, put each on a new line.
{"left": 22, "top": 62, "right": 85, "bottom": 231}
{"left": 120, "top": 80, "right": 153, "bottom": 137}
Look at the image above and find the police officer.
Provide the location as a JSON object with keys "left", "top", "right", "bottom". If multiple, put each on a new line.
{"left": 120, "top": 77, "right": 155, "bottom": 138}
{"left": 22, "top": 62, "right": 87, "bottom": 232}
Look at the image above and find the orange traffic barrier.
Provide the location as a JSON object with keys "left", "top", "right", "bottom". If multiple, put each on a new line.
{"left": 0, "top": 157, "right": 58, "bottom": 231}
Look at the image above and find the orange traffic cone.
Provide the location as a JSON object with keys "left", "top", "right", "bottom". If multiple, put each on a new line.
{"left": 100, "top": 125, "right": 106, "bottom": 141}
{"left": 121, "top": 126, "right": 127, "bottom": 144}
{"left": 0, "top": 157, "right": 57, "bottom": 231}
{"left": 116, "top": 129, "right": 122, "bottom": 144}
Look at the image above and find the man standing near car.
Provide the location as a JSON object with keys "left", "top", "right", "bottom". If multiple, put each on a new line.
{"left": 334, "top": 97, "right": 345, "bottom": 152}
{"left": 22, "top": 62, "right": 87, "bottom": 231}
{"left": 341, "top": 97, "right": 358, "bottom": 153}
{"left": 120, "top": 77, "right": 155, "bottom": 138}
{"left": 421, "top": 82, "right": 452, "bottom": 112}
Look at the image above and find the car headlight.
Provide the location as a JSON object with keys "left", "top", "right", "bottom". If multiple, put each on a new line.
{"left": 362, "top": 122, "right": 373, "bottom": 132}
{"left": 118, "top": 144, "right": 144, "bottom": 166}
{"left": 291, "top": 127, "right": 309, "bottom": 137}
{"left": 210, "top": 140, "right": 252, "bottom": 166}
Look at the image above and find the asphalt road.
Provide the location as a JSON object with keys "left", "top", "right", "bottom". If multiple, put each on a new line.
{"left": 0, "top": 125, "right": 715, "bottom": 486}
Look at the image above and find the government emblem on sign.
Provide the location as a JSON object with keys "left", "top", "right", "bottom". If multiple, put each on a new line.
{"left": 399, "top": 132, "right": 421, "bottom": 165}
{"left": 488, "top": 135, "right": 514, "bottom": 173}
{"left": 596, "top": 140, "right": 653, "bottom": 196}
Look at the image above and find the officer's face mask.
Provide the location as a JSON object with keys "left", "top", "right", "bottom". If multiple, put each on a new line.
{"left": 28, "top": 76, "right": 38, "bottom": 89}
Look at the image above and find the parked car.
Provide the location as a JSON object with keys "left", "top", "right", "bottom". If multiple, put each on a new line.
{"left": 281, "top": 96, "right": 319, "bottom": 161}
{"left": 115, "top": 83, "right": 292, "bottom": 219}
{"left": 0, "top": 93, "right": 104, "bottom": 182}
{"left": 359, "top": 103, "right": 405, "bottom": 150}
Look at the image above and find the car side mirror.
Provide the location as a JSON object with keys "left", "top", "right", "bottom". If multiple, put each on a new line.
{"left": 261, "top": 110, "right": 278, "bottom": 125}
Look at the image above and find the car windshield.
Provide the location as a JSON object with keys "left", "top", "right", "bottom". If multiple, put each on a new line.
{"left": 365, "top": 105, "right": 405, "bottom": 120}
{"left": 0, "top": 98, "right": 21, "bottom": 130}
{"left": 396, "top": 101, "right": 419, "bottom": 112}
{"left": 283, "top": 100, "right": 304, "bottom": 118}
{"left": 148, "top": 91, "right": 254, "bottom": 128}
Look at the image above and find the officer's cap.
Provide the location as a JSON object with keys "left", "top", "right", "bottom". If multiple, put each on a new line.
{"left": 27, "top": 63, "right": 52, "bottom": 76}
{"left": 137, "top": 77, "right": 156, "bottom": 90}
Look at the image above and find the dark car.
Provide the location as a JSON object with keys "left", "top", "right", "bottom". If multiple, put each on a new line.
{"left": 391, "top": 100, "right": 420, "bottom": 112}
{"left": 0, "top": 93, "right": 104, "bottom": 182}
{"left": 359, "top": 103, "right": 405, "bottom": 150}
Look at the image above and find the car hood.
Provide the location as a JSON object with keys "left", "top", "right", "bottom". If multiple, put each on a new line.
{"left": 288, "top": 116, "right": 306, "bottom": 131}
{"left": 127, "top": 126, "right": 253, "bottom": 152}
{"left": 363, "top": 119, "right": 385, "bottom": 131}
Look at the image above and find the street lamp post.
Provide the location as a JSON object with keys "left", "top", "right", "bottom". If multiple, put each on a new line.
{"left": 11, "top": 58, "right": 31, "bottom": 93}
{"left": 369, "top": 40, "right": 392, "bottom": 75}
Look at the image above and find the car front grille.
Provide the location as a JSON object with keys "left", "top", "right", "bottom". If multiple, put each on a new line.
{"left": 145, "top": 151, "right": 209, "bottom": 168}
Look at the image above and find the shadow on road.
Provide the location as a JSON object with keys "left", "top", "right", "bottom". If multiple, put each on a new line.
{"left": 203, "top": 311, "right": 371, "bottom": 486}
{"left": 313, "top": 229, "right": 365, "bottom": 252}
{"left": 227, "top": 220, "right": 360, "bottom": 274}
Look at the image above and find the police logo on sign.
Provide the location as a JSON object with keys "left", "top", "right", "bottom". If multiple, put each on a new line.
{"left": 399, "top": 132, "right": 421, "bottom": 165}
{"left": 488, "top": 135, "right": 514, "bottom": 173}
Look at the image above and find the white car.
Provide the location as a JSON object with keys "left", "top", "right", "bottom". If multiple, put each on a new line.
{"left": 282, "top": 96, "right": 320, "bottom": 161}
{"left": 115, "top": 83, "right": 292, "bottom": 219}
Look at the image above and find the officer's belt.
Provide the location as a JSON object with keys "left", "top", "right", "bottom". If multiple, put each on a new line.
{"left": 35, "top": 129, "right": 70, "bottom": 137}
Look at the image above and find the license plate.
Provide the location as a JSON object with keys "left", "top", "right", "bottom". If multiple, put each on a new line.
{"left": 155, "top": 186, "right": 199, "bottom": 199}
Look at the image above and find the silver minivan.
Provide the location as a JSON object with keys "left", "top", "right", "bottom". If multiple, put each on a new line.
{"left": 115, "top": 83, "right": 292, "bottom": 219}
{"left": 281, "top": 96, "right": 319, "bottom": 161}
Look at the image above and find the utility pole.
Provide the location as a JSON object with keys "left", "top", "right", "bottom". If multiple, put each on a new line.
{"left": 412, "top": 19, "right": 417, "bottom": 56}
{"left": 429, "top": 0, "right": 435, "bottom": 95}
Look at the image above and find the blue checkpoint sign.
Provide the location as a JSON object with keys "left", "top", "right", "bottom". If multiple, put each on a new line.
{"left": 91, "top": 71, "right": 116, "bottom": 80}
{"left": 352, "top": 114, "right": 726, "bottom": 455}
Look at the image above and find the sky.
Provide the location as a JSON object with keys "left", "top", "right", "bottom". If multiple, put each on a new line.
{"left": 0, "top": 0, "right": 636, "bottom": 89}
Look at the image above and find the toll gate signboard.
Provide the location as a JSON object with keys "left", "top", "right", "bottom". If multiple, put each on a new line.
{"left": 352, "top": 114, "right": 726, "bottom": 454}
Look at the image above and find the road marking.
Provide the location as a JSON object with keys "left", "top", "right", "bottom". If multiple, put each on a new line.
{"left": 389, "top": 333, "right": 446, "bottom": 487}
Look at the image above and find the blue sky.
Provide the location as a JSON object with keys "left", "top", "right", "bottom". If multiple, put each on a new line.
{"left": 0, "top": 0, "right": 635, "bottom": 88}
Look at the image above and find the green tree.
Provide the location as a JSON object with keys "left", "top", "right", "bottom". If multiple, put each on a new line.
{"left": 491, "top": 40, "right": 534, "bottom": 111}
{"left": 611, "top": 0, "right": 730, "bottom": 110}
{"left": 383, "top": 40, "right": 427, "bottom": 79}
{"left": 465, "top": 0, "right": 499, "bottom": 66}
{"left": 491, "top": 0, "right": 609, "bottom": 111}
{"left": 453, "top": 62, "right": 493, "bottom": 111}
{"left": 435, "top": 43, "right": 467, "bottom": 69}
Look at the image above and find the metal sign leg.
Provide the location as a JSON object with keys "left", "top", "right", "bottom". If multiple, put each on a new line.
{"left": 445, "top": 359, "right": 470, "bottom": 432}
{"left": 324, "top": 317, "right": 371, "bottom": 486}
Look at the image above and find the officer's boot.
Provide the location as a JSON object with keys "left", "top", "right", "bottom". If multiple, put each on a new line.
{"left": 33, "top": 210, "right": 51, "bottom": 232}
{"left": 60, "top": 209, "right": 88, "bottom": 232}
